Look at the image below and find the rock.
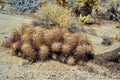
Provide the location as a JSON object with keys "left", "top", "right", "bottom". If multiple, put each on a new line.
{"left": 101, "top": 37, "right": 113, "bottom": 46}
{"left": 0, "top": 5, "right": 3, "bottom": 9}
{"left": 69, "top": 23, "right": 89, "bottom": 33}
{"left": 31, "top": 19, "right": 56, "bottom": 28}
{"left": 103, "top": 47, "right": 120, "bottom": 63}
{"left": 69, "top": 23, "right": 97, "bottom": 35}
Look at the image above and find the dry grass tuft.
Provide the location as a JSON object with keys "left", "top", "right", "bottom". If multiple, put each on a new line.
{"left": 38, "top": 3, "right": 76, "bottom": 28}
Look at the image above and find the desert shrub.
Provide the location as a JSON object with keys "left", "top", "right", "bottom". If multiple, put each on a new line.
{"left": 37, "top": 3, "right": 76, "bottom": 28}
{"left": 1, "top": 24, "right": 94, "bottom": 65}
{"left": 56, "top": 0, "right": 68, "bottom": 7}
{"left": 70, "top": 0, "right": 120, "bottom": 21}
{"left": 72, "top": 0, "right": 100, "bottom": 16}
{"left": 9, "top": 0, "right": 42, "bottom": 13}
{"left": 93, "top": 0, "right": 120, "bottom": 21}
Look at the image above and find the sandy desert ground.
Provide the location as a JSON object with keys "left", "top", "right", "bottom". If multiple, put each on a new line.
{"left": 0, "top": 13, "right": 120, "bottom": 80}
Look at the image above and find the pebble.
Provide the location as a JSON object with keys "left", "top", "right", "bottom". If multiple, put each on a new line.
{"left": 0, "top": 5, "right": 3, "bottom": 9}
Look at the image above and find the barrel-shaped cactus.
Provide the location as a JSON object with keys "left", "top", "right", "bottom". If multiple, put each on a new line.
{"left": 10, "top": 28, "right": 21, "bottom": 42}
{"left": 39, "top": 45, "right": 50, "bottom": 60}
{"left": 32, "top": 33, "right": 43, "bottom": 49}
{"left": 74, "top": 45, "right": 86, "bottom": 61}
{"left": 51, "top": 42, "right": 62, "bottom": 52}
{"left": 21, "top": 43, "right": 36, "bottom": 61}
{"left": 12, "top": 41, "right": 21, "bottom": 51}
{"left": 21, "top": 34, "right": 32, "bottom": 44}
{"left": 62, "top": 44, "right": 72, "bottom": 56}
{"left": 44, "top": 30, "right": 54, "bottom": 46}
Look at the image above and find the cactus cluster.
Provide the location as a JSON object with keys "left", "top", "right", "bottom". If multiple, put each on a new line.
{"left": 1, "top": 24, "right": 94, "bottom": 65}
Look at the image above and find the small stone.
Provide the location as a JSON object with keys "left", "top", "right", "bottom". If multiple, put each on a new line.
{"left": 69, "top": 23, "right": 89, "bottom": 33}
{"left": 52, "top": 54, "right": 57, "bottom": 60}
{"left": 78, "top": 61, "right": 84, "bottom": 66}
{"left": 101, "top": 37, "right": 113, "bottom": 46}
{"left": 0, "top": 5, "right": 3, "bottom": 9}
{"left": 69, "top": 23, "right": 97, "bottom": 35}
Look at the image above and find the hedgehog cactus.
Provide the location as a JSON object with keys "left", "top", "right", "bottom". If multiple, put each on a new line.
{"left": 9, "top": 41, "right": 21, "bottom": 55}
{"left": 83, "top": 44, "right": 93, "bottom": 53}
{"left": 63, "top": 32, "right": 71, "bottom": 39}
{"left": 32, "top": 33, "right": 42, "bottom": 49}
{"left": 20, "top": 23, "right": 31, "bottom": 35}
{"left": 21, "top": 34, "right": 32, "bottom": 44}
{"left": 35, "top": 27, "right": 45, "bottom": 43}
{"left": 25, "top": 27, "right": 36, "bottom": 35}
{"left": 63, "top": 33, "right": 81, "bottom": 51}
{"left": 74, "top": 45, "right": 86, "bottom": 61}
{"left": 44, "top": 30, "right": 54, "bottom": 46}
{"left": 10, "top": 28, "right": 21, "bottom": 42}
{"left": 64, "top": 35, "right": 78, "bottom": 49}
{"left": 61, "top": 28, "right": 69, "bottom": 34}
{"left": 39, "top": 45, "right": 50, "bottom": 60}
{"left": 51, "top": 42, "right": 62, "bottom": 52}
{"left": 62, "top": 44, "right": 72, "bottom": 56}
{"left": 52, "top": 28, "right": 63, "bottom": 42}
{"left": 21, "top": 43, "right": 36, "bottom": 61}
{"left": 78, "top": 35, "right": 90, "bottom": 45}
{"left": 35, "top": 27, "right": 44, "bottom": 35}
{"left": 74, "top": 33, "right": 81, "bottom": 40}
{"left": 12, "top": 41, "right": 21, "bottom": 51}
